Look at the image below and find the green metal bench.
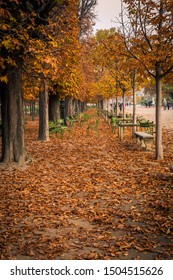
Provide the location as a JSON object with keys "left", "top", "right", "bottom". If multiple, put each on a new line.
{"left": 49, "top": 119, "right": 71, "bottom": 136}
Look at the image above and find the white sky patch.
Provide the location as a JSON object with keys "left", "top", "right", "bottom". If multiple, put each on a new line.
{"left": 93, "top": 0, "right": 122, "bottom": 32}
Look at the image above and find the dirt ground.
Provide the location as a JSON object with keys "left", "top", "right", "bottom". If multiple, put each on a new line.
{"left": 0, "top": 108, "right": 173, "bottom": 260}
{"left": 125, "top": 105, "right": 173, "bottom": 130}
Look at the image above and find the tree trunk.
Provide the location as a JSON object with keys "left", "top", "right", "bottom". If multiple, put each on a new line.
{"left": 122, "top": 90, "right": 125, "bottom": 119}
{"left": 83, "top": 102, "right": 87, "bottom": 111}
{"left": 97, "top": 99, "right": 103, "bottom": 110}
{"left": 0, "top": 63, "right": 27, "bottom": 164}
{"left": 132, "top": 69, "right": 137, "bottom": 136}
{"left": 65, "top": 96, "right": 73, "bottom": 117}
{"left": 78, "top": 100, "right": 82, "bottom": 114}
{"left": 38, "top": 81, "right": 49, "bottom": 141}
{"left": 29, "top": 100, "right": 35, "bottom": 121}
{"left": 116, "top": 97, "right": 118, "bottom": 116}
{"left": 155, "top": 65, "right": 163, "bottom": 159}
{"left": 74, "top": 99, "right": 80, "bottom": 115}
{"left": 101, "top": 100, "right": 103, "bottom": 110}
{"left": 49, "top": 93, "right": 60, "bottom": 123}
{"left": 71, "top": 99, "right": 76, "bottom": 115}
{"left": 80, "top": 101, "right": 84, "bottom": 112}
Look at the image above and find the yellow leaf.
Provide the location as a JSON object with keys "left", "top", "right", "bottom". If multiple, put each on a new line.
{"left": 0, "top": 76, "right": 8, "bottom": 83}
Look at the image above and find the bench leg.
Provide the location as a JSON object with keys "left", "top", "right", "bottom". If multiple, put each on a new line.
{"left": 112, "top": 125, "right": 117, "bottom": 133}
{"left": 119, "top": 127, "right": 123, "bottom": 141}
{"left": 144, "top": 139, "right": 153, "bottom": 150}
{"left": 139, "top": 138, "right": 145, "bottom": 148}
{"left": 135, "top": 136, "right": 148, "bottom": 150}
{"left": 136, "top": 137, "right": 153, "bottom": 150}
{"left": 135, "top": 136, "right": 141, "bottom": 146}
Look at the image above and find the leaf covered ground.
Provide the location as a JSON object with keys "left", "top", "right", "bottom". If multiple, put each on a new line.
{"left": 0, "top": 108, "right": 173, "bottom": 260}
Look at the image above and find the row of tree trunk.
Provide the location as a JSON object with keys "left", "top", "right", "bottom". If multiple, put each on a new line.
{"left": 0, "top": 66, "right": 86, "bottom": 164}
{"left": 38, "top": 86, "right": 86, "bottom": 141}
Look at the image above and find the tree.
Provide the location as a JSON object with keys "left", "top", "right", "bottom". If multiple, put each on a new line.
{"left": 121, "top": 0, "right": 173, "bottom": 159}
{"left": 88, "top": 29, "right": 142, "bottom": 118}
{"left": 78, "top": 0, "right": 97, "bottom": 38}
{"left": 47, "top": 0, "right": 98, "bottom": 123}
{"left": 0, "top": 0, "right": 67, "bottom": 163}
{"left": 92, "top": 29, "right": 123, "bottom": 103}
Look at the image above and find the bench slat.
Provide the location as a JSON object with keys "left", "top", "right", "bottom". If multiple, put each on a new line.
{"left": 134, "top": 132, "right": 153, "bottom": 139}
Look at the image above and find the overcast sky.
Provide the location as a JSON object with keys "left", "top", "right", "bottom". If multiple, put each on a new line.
{"left": 93, "top": 0, "right": 122, "bottom": 32}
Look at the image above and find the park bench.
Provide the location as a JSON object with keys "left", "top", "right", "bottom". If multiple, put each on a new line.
{"left": 66, "top": 116, "right": 79, "bottom": 127}
{"left": 97, "top": 109, "right": 110, "bottom": 123}
{"left": 106, "top": 114, "right": 134, "bottom": 134}
{"left": 86, "top": 119, "right": 99, "bottom": 135}
{"left": 97, "top": 109, "right": 107, "bottom": 118}
{"left": 110, "top": 117, "right": 118, "bottom": 133}
{"left": 118, "top": 122, "right": 140, "bottom": 141}
{"left": 97, "top": 109, "right": 104, "bottom": 117}
{"left": 134, "top": 131, "right": 154, "bottom": 150}
{"left": 139, "top": 120, "right": 155, "bottom": 134}
{"left": 78, "top": 113, "right": 91, "bottom": 126}
{"left": 49, "top": 119, "right": 71, "bottom": 136}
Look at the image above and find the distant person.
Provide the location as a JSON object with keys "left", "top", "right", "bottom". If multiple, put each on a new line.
{"left": 119, "top": 103, "right": 123, "bottom": 112}
{"left": 163, "top": 99, "right": 167, "bottom": 110}
{"left": 145, "top": 101, "right": 148, "bottom": 108}
{"left": 167, "top": 101, "right": 170, "bottom": 110}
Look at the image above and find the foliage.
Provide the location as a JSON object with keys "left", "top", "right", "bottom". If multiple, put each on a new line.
{"left": 120, "top": 0, "right": 173, "bottom": 159}
{"left": 0, "top": 0, "right": 66, "bottom": 80}
{"left": 121, "top": 0, "right": 173, "bottom": 79}
{"left": 80, "top": 28, "right": 145, "bottom": 102}
{"left": 162, "top": 84, "right": 173, "bottom": 101}
{"left": 0, "top": 0, "right": 98, "bottom": 101}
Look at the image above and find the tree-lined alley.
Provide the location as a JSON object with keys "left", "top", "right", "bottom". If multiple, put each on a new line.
{"left": 0, "top": 0, "right": 173, "bottom": 262}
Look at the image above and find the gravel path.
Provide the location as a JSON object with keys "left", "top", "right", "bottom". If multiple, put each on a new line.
{"left": 125, "top": 105, "right": 173, "bottom": 130}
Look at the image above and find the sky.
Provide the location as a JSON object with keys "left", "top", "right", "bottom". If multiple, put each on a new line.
{"left": 93, "top": 0, "right": 122, "bottom": 32}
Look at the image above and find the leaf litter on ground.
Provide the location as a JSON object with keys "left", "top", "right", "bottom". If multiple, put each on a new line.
{"left": 0, "top": 108, "right": 173, "bottom": 260}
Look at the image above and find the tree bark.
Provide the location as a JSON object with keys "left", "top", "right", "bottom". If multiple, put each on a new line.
{"left": 38, "top": 81, "right": 49, "bottom": 141}
{"left": 155, "top": 64, "right": 163, "bottom": 160}
{"left": 116, "top": 97, "right": 118, "bottom": 116}
{"left": 0, "top": 63, "right": 27, "bottom": 164}
{"left": 122, "top": 90, "right": 125, "bottom": 119}
{"left": 49, "top": 93, "right": 60, "bottom": 122}
{"left": 65, "top": 96, "right": 73, "bottom": 117}
{"left": 74, "top": 99, "right": 80, "bottom": 115}
{"left": 132, "top": 69, "right": 137, "bottom": 136}
{"left": 30, "top": 100, "right": 36, "bottom": 121}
